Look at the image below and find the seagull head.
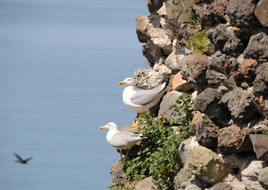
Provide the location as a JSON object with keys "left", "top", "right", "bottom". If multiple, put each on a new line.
{"left": 118, "top": 77, "right": 135, "bottom": 86}
{"left": 99, "top": 122, "right": 118, "bottom": 130}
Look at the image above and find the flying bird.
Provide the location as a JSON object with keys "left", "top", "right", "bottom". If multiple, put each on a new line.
{"left": 13, "top": 152, "right": 33, "bottom": 164}
{"left": 100, "top": 122, "right": 145, "bottom": 166}
{"left": 119, "top": 77, "right": 169, "bottom": 127}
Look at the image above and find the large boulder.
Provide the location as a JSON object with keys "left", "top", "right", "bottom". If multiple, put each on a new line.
{"left": 250, "top": 134, "right": 268, "bottom": 159}
{"left": 184, "top": 146, "right": 229, "bottom": 184}
{"left": 134, "top": 69, "right": 164, "bottom": 89}
{"left": 258, "top": 167, "right": 268, "bottom": 189}
{"left": 110, "top": 163, "right": 125, "bottom": 184}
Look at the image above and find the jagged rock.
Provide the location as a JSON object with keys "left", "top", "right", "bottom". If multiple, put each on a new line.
{"left": 206, "top": 24, "right": 245, "bottom": 56}
{"left": 250, "top": 134, "right": 268, "bottom": 159}
{"left": 184, "top": 146, "right": 228, "bottom": 184}
{"left": 178, "top": 137, "right": 199, "bottom": 164}
{"left": 243, "top": 32, "right": 268, "bottom": 62}
{"left": 194, "top": 88, "right": 230, "bottom": 126}
{"left": 206, "top": 52, "right": 231, "bottom": 87}
{"left": 193, "top": 0, "right": 215, "bottom": 26}
{"left": 241, "top": 160, "right": 267, "bottom": 190}
{"left": 258, "top": 167, "right": 268, "bottom": 189}
{"left": 254, "top": 0, "right": 268, "bottom": 27}
{"left": 213, "top": 0, "right": 229, "bottom": 22}
{"left": 195, "top": 116, "right": 220, "bottom": 149}
{"left": 178, "top": 53, "right": 208, "bottom": 92}
{"left": 234, "top": 59, "right": 258, "bottom": 88}
{"left": 142, "top": 40, "right": 163, "bottom": 66}
{"left": 211, "top": 182, "right": 232, "bottom": 190}
{"left": 134, "top": 69, "right": 164, "bottom": 89}
{"left": 225, "top": 0, "right": 256, "bottom": 39}
{"left": 164, "top": 0, "right": 194, "bottom": 24}
{"left": 174, "top": 168, "right": 207, "bottom": 190}
{"left": 253, "top": 62, "right": 268, "bottom": 96}
{"left": 136, "top": 15, "right": 174, "bottom": 53}
{"left": 110, "top": 163, "right": 125, "bottom": 184}
{"left": 135, "top": 176, "right": 156, "bottom": 190}
{"left": 158, "top": 91, "right": 183, "bottom": 123}
{"left": 217, "top": 125, "right": 261, "bottom": 154}
{"left": 172, "top": 72, "right": 193, "bottom": 92}
{"left": 153, "top": 62, "right": 172, "bottom": 78}
{"left": 221, "top": 87, "right": 258, "bottom": 121}
{"left": 165, "top": 51, "right": 180, "bottom": 72}
{"left": 222, "top": 174, "right": 247, "bottom": 190}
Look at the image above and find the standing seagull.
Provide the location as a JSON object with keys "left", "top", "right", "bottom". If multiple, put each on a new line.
{"left": 13, "top": 152, "right": 33, "bottom": 164}
{"left": 119, "top": 77, "right": 169, "bottom": 127}
{"left": 99, "top": 122, "right": 145, "bottom": 166}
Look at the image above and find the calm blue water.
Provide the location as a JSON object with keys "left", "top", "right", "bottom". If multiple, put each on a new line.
{"left": 0, "top": 1, "right": 147, "bottom": 189}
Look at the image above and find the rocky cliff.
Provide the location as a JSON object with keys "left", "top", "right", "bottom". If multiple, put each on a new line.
{"left": 109, "top": 0, "right": 268, "bottom": 189}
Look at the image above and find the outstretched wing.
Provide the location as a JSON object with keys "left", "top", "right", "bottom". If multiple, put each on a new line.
{"left": 25, "top": 157, "right": 33, "bottom": 162}
{"left": 14, "top": 152, "right": 24, "bottom": 162}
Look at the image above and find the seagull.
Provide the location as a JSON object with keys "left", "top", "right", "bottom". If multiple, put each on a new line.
{"left": 99, "top": 122, "right": 145, "bottom": 166}
{"left": 13, "top": 152, "right": 33, "bottom": 164}
{"left": 119, "top": 77, "right": 169, "bottom": 127}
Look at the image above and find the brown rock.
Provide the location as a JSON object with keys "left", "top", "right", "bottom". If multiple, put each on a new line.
{"left": 111, "top": 163, "right": 125, "bottom": 184}
{"left": 217, "top": 125, "right": 261, "bottom": 154}
{"left": 172, "top": 72, "right": 193, "bottom": 91}
{"left": 213, "top": 0, "right": 229, "bottom": 22}
{"left": 189, "top": 111, "right": 203, "bottom": 136}
{"left": 250, "top": 134, "right": 268, "bottom": 159}
{"left": 234, "top": 59, "right": 258, "bottom": 88}
{"left": 254, "top": 0, "right": 268, "bottom": 27}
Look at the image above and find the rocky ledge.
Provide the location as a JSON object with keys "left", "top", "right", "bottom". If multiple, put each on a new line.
{"left": 109, "top": 0, "right": 268, "bottom": 189}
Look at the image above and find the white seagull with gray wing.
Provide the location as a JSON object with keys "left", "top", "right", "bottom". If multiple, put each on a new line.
{"left": 118, "top": 77, "right": 169, "bottom": 127}
{"left": 99, "top": 122, "right": 144, "bottom": 164}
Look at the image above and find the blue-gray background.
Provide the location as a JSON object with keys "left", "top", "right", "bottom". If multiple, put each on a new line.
{"left": 0, "top": 0, "right": 148, "bottom": 189}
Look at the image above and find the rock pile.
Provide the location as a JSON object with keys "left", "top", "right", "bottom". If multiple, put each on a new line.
{"left": 110, "top": 0, "right": 268, "bottom": 189}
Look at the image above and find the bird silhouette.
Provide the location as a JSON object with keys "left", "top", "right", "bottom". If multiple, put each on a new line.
{"left": 13, "top": 152, "right": 33, "bottom": 164}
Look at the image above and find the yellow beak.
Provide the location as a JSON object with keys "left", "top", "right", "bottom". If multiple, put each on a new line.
{"left": 118, "top": 81, "right": 125, "bottom": 85}
{"left": 99, "top": 126, "right": 106, "bottom": 130}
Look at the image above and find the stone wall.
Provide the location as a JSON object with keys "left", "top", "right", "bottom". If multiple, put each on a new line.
{"left": 111, "top": 0, "right": 268, "bottom": 189}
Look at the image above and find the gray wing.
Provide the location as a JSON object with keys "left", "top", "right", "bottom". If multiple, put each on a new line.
{"left": 130, "top": 83, "right": 166, "bottom": 106}
{"left": 109, "top": 132, "right": 141, "bottom": 148}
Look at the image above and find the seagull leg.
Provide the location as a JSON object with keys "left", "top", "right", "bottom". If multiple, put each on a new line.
{"left": 114, "top": 150, "right": 122, "bottom": 168}
{"left": 129, "top": 113, "right": 143, "bottom": 128}
{"left": 125, "top": 149, "right": 130, "bottom": 160}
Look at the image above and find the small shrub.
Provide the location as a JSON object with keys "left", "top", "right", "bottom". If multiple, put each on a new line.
{"left": 185, "top": 30, "right": 211, "bottom": 54}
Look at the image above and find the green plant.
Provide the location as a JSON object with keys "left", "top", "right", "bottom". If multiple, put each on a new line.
{"left": 262, "top": 128, "right": 268, "bottom": 135}
{"left": 185, "top": 30, "right": 211, "bottom": 54}
{"left": 187, "top": 13, "right": 198, "bottom": 25}
{"left": 118, "top": 94, "right": 194, "bottom": 190}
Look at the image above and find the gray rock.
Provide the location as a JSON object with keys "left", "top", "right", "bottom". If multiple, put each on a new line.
{"left": 222, "top": 174, "right": 246, "bottom": 190}
{"left": 184, "top": 146, "right": 229, "bottom": 184}
{"left": 193, "top": 1, "right": 215, "bottom": 26}
{"left": 195, "top": 117, "right": 220, "bottom": 149}
{"left": 147, "top": 0, "right": 164, "bottom": 14}
{"left": 135, "top": 176, "right": 156, "bottom": 190}
{"left": 225, "top": 0, "right": 256, "bottom": 38}
{"left": 243, "top": 32, "right": 268, "bottom": 62}
{"left": 258, "top": 167, "right": 268, "bottom": 189}
{"left": 221, "top": 87, "right": 257, "bottom": 121}
{"left": 142, "top": 40, "right": 163, "bottom": 66}
{"left": 134, "top": 69, "right": 164, "bottom": 89}
{"left": 165, "top": 51, "right": 180, "bottom": 72}
{"left": 164, "top": 0, "right": 194, "bottom": 24}
{"left": 178, "top": 137, "right": 199, "bottom": 164}
{"left": 110, "top": 163, "right": 125, "bottom": 184}
{"left": 241, "top": 160, "right": 267, "bottom": 190}
{"left": 253, "top": 62, "right": 268, "bottom": 96}
{"left": 207, "top": 24, "right": 245, "bottom": 56}
{"left": 158, "top": 91, "right": 183, "bottom": 123}
{"left": 178, "top": 53, "right": 208, "bottom": 92}
{"left": 194, "top": 88, "right": 230, "bottom": 127}
{"left": 174, "top": 168, "right": 207, "bottom": 190}
{"left": 254, "top": 0, "right": 268, "bottom": 27}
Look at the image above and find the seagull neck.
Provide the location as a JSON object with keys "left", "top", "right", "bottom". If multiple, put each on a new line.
{"left": 124, "top": 85, "right": 135, "bottom": 92}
